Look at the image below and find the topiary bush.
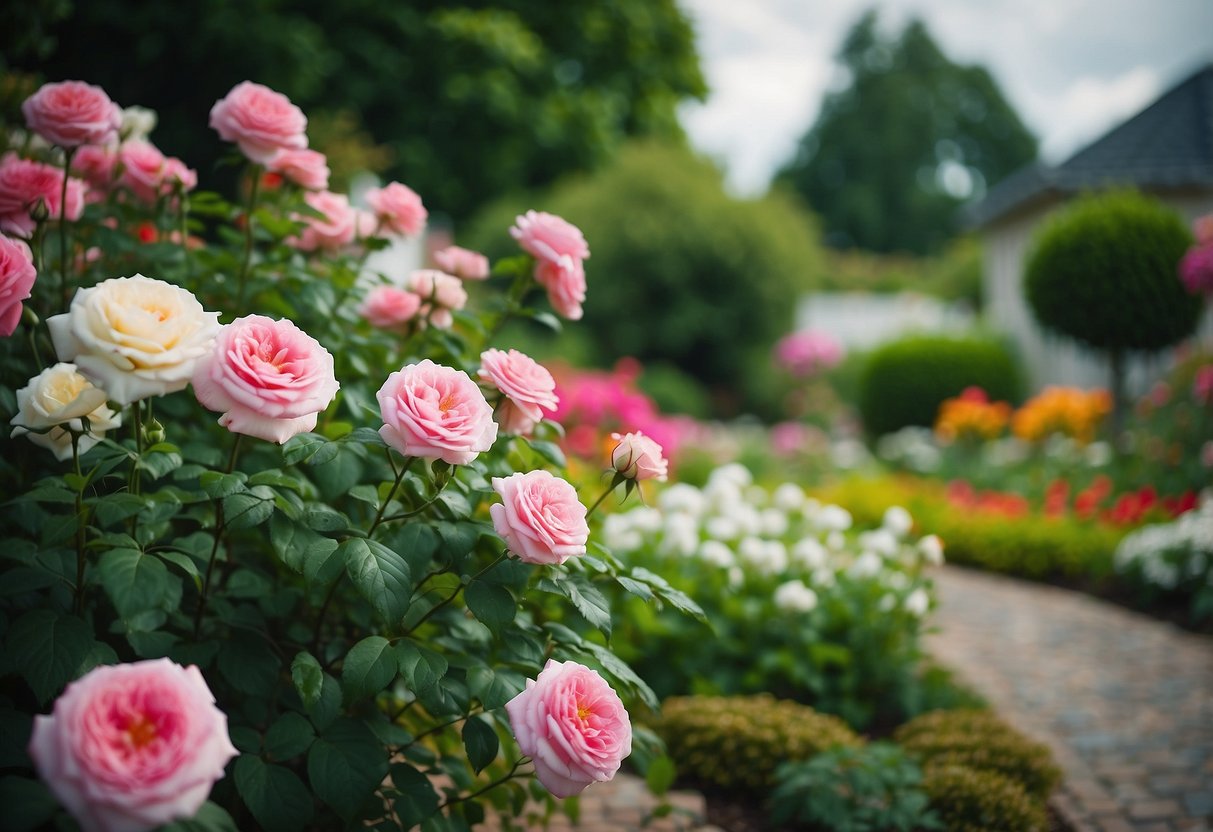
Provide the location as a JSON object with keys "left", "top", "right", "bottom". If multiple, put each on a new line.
{"left": 857, "top": 334, "right": 1023, "bottom": 436}
{"left": 655, "top": 694, "right": 860, "bottom": 794}
{"left": 920, "top": 764, "right": 1048, "bottom": 832}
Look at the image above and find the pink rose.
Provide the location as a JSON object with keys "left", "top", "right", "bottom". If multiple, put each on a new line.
{"left": 28, "top": 658, "right": 238, "bottom": 832}
{"left": 365, "top": 182, "right": 427, "bottom": 236}
{"left": 377, "top": 359, "right": 497, "bottom": 464}
{"left": 609, "top": 431, "right": 668, "bottom": 482}
{"left": 510, "top": 211, "right": 590, "bottom": 320}
{"left": 360, "top": 285, "right": 423, "bottom": 330}
{"left": 1194, "top": 365, "right": 1213, "bottom": 406}
{"left": 209, "top": 81, "right": 307, "bottom": 165}
{"left": 22, "top": 80, "right": 122, "bottom": 149}
{"left": 0, "top": 236, "right": 37, "bottom": 336}
{"left": 489, "top": 470, "right": 589, "bottom": 565}
{"left": 774, "top": 330, "right": 844, "bottom": 377}
{"left": 1179, "top": 244, "right": 1213, "bottom": 296}
{"left": 290, "top": 190, "right": 357, "bottom": 252}
{"left": 505, "top": 659, "right": 631, "bottom": 798}
{"left": 433, "top": 245, "right": 490, "bottom": 280}
{"left": 161, "top": 157, "right": 197, "bottom": 195}
{"left": 0, "top": 155, "right": 87, "bottom": 235}
{"left": 73, "top": 145, "right": 119, "bottom": 191}
{"left": 117, "top": 141, "right": 168, "bottom": 203}
{"left": 1194, "top": 215, "right": 1213, "bottom": 246}
{"left": 478, "top": 348, "right": 558, "bottom": 436}
{"left": 193, "top": 315, "right": 339, "bottom": 444}
{"left": 407, "top": 269, "right": 467, "bottom": 329}
{"left": 266, "top": 148, "right": 330, "bottom": 190}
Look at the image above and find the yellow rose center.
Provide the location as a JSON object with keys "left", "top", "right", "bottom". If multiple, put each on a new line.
{"left": 126, "top": 715, "right": 158, "bottom": 749}
{"left": 439, "top": 393, "right": 457, "bottom": 413}
{"left": 576, "top": 702, "right": 593, "bottom": 720}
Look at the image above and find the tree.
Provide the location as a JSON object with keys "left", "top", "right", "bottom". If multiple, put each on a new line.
{"left": 7, "top": 0, "right": 706, "bottom": 221}
{"left": 776, "top": 10, "right": 1037, "bottom": 255}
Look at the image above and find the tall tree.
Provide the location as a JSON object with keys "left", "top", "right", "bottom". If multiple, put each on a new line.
{"left": 7, "top": 0, "right": 706, "bottom": 221}
{"left": 776, "top": 10, "right": 1037, "bottom": 254}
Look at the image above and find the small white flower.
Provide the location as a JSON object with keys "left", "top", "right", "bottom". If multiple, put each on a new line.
{"left": 660, "top": 514, "right": 700, "bottom": 558}
{"left": 816, "top": 505, "right": 853, "bottom": 533}
{"left": 882, "top": 506, "right": 913, "bottom": 537}
{"left": 878, "top": 593, "right": 897, "bottom": 612}
{"left": 850, "top": 551, "right": 883, "bottom": 579}
{"left": 774, "top": 580, "right": 818, "bottom": 613}
{"left": 811, "top": 568, "right": 837, "bottom": 588}
{"left": 826, "top": 531, "right": 846, "bottom": 551}
{"left": 886, "top": 572, "right": 909, "bottom": 591}
{"left": 905, "top": 588, "right": 930, "bottom": 617}
{"left": 628, "top": 506, "right": 664, "bottom": 535}
{"left": 739, "top": 537, "right": 787, "bottom": 575}
{"left": 658, "top": 483, "right": 706, "bottom": 516}
{"left": 773, "top": 483, "right": 806, "bottom": 513}
{"left": 698, "top": 540, "right": 736, "bottom": 569}
{"left": 600, "top": 515, "right": 642, "bottom": 553}
{"left": 918, "top": 534, "right": 945, "bottom": 566}
{"left": 120, "top": 105, "right": 158, "bottom": 142}
{"left": 859, "top": 528, "right": 899, "bottom": 558}
{"left": 761, "top": 508, "right": 789, "bottom": 537}
{"left": 792, "top": 537, "right": 828, "bottom": 571}
{"left": 708, "top": 463, "right": 753, "bottom": 490}
{"left": 705, "top": 515, "right": 740, "bottom": 542}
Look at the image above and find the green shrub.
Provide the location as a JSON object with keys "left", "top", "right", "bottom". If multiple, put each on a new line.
{"left": 895, "top": 709, "right": 1062, "bottom": 799}
{"left": 857, "top": 334, "right": 1022, "bottom": 436}
{"left": 655, "top": 695, "right": 860, "bottom": 794}
{"left": 921, "top": 765, "right": 1048, "bottom": 832}
{"left": 769, "top": 742, "right": 941, "bottom": 832}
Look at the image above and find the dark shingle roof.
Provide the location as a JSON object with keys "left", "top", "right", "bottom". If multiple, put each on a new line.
{"left": 971, "top": 62, "right": 1213, "bottom": 228}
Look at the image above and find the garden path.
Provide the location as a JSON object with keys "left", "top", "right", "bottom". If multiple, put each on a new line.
{"left": 926, "top": 565, "right": 1213, "bottom": 832}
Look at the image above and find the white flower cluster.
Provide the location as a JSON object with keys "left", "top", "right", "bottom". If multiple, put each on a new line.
{"left": 602, "top": 464, "right": 943, "bottom": 618}
{"left": 1114, "top": 498, "right": 1213, "bottom": 591}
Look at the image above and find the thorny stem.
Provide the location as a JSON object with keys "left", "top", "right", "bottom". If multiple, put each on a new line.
{"left": 59, "top": 147, "right": 77, "bottom": 306}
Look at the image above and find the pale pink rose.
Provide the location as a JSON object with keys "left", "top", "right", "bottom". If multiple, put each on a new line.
{"left": 266, "top": 148, "right": 329, "bottom": 190}
{"left": 433, "top": 245, "right": 490, "bottom": 280}
{"left": 22, "top": 80, "right": 122, "bottom": 148}
{"left": 408, "top": 269, "right": 467, "bottom": 329}
{"left": 117, "top": 140, "right": 166, "bottom": 203}
{"left": 774, "top": 330, "right": 844, "bottom": 377}
{"left": 1194, "top": 215, "right": 1213, "bottom": 246}
{"left": 73, "top": 144, "right": 119, "bottom": 191}
{"left": 609, "top": 431, "right": 668, "bottom": 482}
{"left": 0, "top": 236, "right": 37, "bottom": 336}
{"left": 377, "top": 359, "right": 497, "bottom": 464}
{"left": 490, "top": 470, "right": 589, "bottom": 565}
{"left": 1194, "top": 365, "right": 1213, "bottom": 406}
{"left": 0, "top": 155, "right": 87, "bottom": 235}
{"left": 479, "top": 348, "right": 558, "bottom": 436}
{"left": 209, "top": 81, "right": 307, "bottom": 165}
{"left": 510, "top": 210, "right": 590, "bottom": 320}
{"left": 160, "top": 157, "right": 197, "bottom": 195}
{"left": 505, "top": 659, "right": 631, "bottom": 798}
{"left": 28, "top": 658, "right": 238, "bottom": 832}
{"left": 360, "top": 285, "right": 422, "bottom": 329}
{"left": 289, "top": 190, "right": 357, "bottom": 252}
{"left": 193, "top": 315, "right": 339, "bottom": 444}
{"left": 366, "top": 182, "right": 427, "bottom": 237}
{"left": 356, "top": 209, "right": 378, "bottom": 239}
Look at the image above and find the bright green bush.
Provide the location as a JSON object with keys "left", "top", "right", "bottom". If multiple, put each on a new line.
{"left": 857, "top": 334, "right": 1022, "bottom": 436}
{"left": 920, "top": 765, "right": 1048, "bottom": 832}
{"left": 655, "top": 694, "right": 859, "bottom": 794}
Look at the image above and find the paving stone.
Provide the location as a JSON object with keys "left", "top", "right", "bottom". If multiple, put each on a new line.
{"left": 1183, "top": 791, "right": 1213, "bottom": 816}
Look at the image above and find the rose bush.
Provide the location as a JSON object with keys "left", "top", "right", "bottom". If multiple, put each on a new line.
{"left": 0, "top": 79, "right": 701, "bottom": 831}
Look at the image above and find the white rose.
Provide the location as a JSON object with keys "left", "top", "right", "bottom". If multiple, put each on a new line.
{"left": 772, "top": 483, "right": 806, "bottom": 513}
{"left": 918, "top": 534, "right": 945, "bottom": 566}
{"left": 905, "top": 587, "right": 931, "bottom": 617}
{"left": 792, "top": 537, "right": 828, "bottom": 571}
{"left": 698, "top": 540, "right": 735, "bottom": 568}
{"left": 816, "top": 504, "right": 853, "bottom": 533}
{"left": 849, "top": 551, "right": 883, "bottom": 579}
{"left": 48, "top": 275, "right": 220, "bottom": 405}
{"left": 10, "top": 363, "right": 122, "bottom": 460}
{"left": 859, "top": 528, "right": 899, "bottom": 558}
{"left": 774, "top": 580, "right": 818, "bottom": 613}
{"left": 120, "top": 106, "right": 158, "bottom": 142}
{"left": 882, "top": 506, "right": 913, "bottom": 537}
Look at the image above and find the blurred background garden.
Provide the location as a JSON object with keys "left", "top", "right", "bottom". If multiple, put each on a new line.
{"left": 2, "top": 1, "right": 1212, "bottom": 831}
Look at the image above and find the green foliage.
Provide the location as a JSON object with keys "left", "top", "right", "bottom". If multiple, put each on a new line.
{"left": 894, "top": 709, "right": 1061, "bottom": 800}
{"left": 857, "top": 334, "right": 1023, "bottom": 436}
{"left": 769, "top": 743, "right": 941, "bottom": 832}
{"left": 776, "top": 11, "right": 1036, "bottom": 254}
{"left": 813, "top": 237, "right": 985, "bottom": 308}
{"left": 920, "top": 764, "right": 1048, "bottom": 832}
{"left": 1025, "top": 190, "right": 1200, "bottom": 354}
{"left": 655, "top": 694, "right": 860, "bottom": 794}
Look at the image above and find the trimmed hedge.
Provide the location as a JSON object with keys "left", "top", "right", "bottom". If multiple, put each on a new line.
{"left": 921, "top": 764, "right": 1048, "bottom": 832}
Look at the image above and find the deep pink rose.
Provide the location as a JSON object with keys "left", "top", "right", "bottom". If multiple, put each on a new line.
{"left": 266, "top": 148, "right": 330, "bottom": 190}
{"left": 209, "top": 81, "right": 307, "bottom": 165}
{"left": 365, "top": 182, "right": 427, "bottom": 236}
{"left": 407, "top": 269, "right": 467, "bottom": 329}
{"left": 0, "top": 236, "right": 37, "bottom": 336}
{"left": 0, "top": 155, "right": 87, "bottom": 235}
{"left": 510, "top": 210, "right": 590, "bottom": 320}
{"left": 28, "top": 659, "right": 238, "bottom": 832}
{"left": 22, "top": 80, "right": 122, "bottom": 149}
{"left": 290, "top": 190, "right": 357, "bottom": 252}
{"left": 1179, "top": 243, "right": 1213, "bottom": 296}
{"left": 377, "top": 359, "right": 497, "bottom": 464}
{"left": 433, "top": 245, "right": 490, "bottom": 280}
{"left": 505, "top": 659, "right": 631, "bottom": 798}
{"left": 73, "top": 145, "right": 119, "bottom": 191}
{"left": 609, "top": 431, "right": 668, "bottom": 481}
{"left": 193, "top": 315, "right": 339, "bottom": 443}
{"left": 479, "top": 348, "right": 558, "bottom": 436}
{"left": 490, "top": 470, "right": 589, "bottom": 565}
{"left": 360, "top": 285, "right": 423, "bottom": 329}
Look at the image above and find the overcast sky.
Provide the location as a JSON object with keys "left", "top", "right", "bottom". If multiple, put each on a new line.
{"left": 678, "top": 0, "right": 1213, "bottom": 195}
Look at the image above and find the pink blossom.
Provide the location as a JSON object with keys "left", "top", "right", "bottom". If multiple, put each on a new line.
{"left": 360, "top": 285, "right": 423, "bottom": 330}
{"left": 1179, "top": 244, "right": 1213, "bottom": 296}
{"left": 117, "top": 141, "right": 194, "bottom": 203}
{"left": 28, "top": 659, "right": 238, "bottom": 832}
{"left": 289, "top": 190, "right": 357, "bottom": 252}
{"left": 0, "top": 236, "right": 37, "bottom": 336}
{"left": 505, "top": 659, "right": 631, "bottom": 798}
{"left": 479, "top": 348, "right": 559, "bottom": 436}
{"left": 490, "top": 470, "right": 589, "bottom": 565}
{"left": 266, "top": 148, "right": 329, "bottom": 190}
{"left": 1194, "top": 365, "right": 1213, "bottom": 406}
{"left": 366, "top": 182, "right": 427, "bottom": 236}
{"left": 1194, "top": 214, "right": 1213, "bottom": 246}
{"left": 0, "top": 155, "right": 87, "bottom": 235}
{"left": 73, "top": 145, "right": 119, "bottom": 191}
{"left": 770, "top": 421, "right": 812, "bottom": 455}
{"left": 193, "top": 315, "right": 340, "bottom": 444}
{"left": 433, "top": 245, "right": 490, "bottom": 280}
{"left": 609, "top": 431, "right": 668, "bottom": 481}
{"left": 510, "top": 210, "right": 590, "bottom": 320}
{"left": 22, "top": 80, "right": 122, "bottom": 148}
{"left": 377, "top": 359, "right": 497, "bottom": 464}
{"left": 209, "top": 81, "right": 307, "bottom": 165}
{"left": 407, "top": 269, "right": 467, "bottom": 329}
{"left": 774, "top": 330, "right": 844, "bottom": 377}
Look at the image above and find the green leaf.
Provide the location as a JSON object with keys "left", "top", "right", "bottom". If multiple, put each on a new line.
{"left": 632, "top": 567, "right": 710, "bottom": 624}
{"left": 525, "top": 438, "right": 567, "bottom": 469}
{"left": 97, "top": 547, "right": 170, "bottom": 618}
{"left": 234, "top": 755, "right": 314, "bottom": 832}
{"left": 578, "top": 641, "right": 659, "bottom": 711}
{"left": 159, "top": 801, "right": 240, "bottom": 832}
{"left": 0, "top": 776, "right": 59, "bottom": 832}
{"left": 343, "top": 539, "right": 413, "bottom": 623}
{"left": 137, "top": 446, "right": 184, "bottom": 479}
{"left": 394, "top": 641, "right": 448, "bottom": 692}
{"left": 387, "top": 522, "right": 440, "bottom": 575}
{"left": 462, "top": 715, "right": 499, "bottom": 774}
{"left": 391, "top": 763, "right": 440, "bottom": 827}
{"left": 645, "top": 755, "right": 677, "bottom": 796}
{"left": 434, "top": 521, "right": 481, "bottom": 568}
{"left": 291, "top": 651, "right": 324, "bottom": 709}
{"left": 464, "top": 580, "right": 516, "bottom": 631}
{"left": 466, "top": 666, "right": 526, "bottom": 710}
{"left": 223, "top": 486, "right": 275, "bottom": 530}
{"left": 158, "top": 549, "right": 202, "bottom": 589}
{"left": 283, "top": 433, "right": 338, "bottom": 465}
{"left": 341, "top": 636, "right": 397, "bottom": 702}
{"left": 308, "top": 718, "right": 388, "bottom": 820}
{"left": 218, "top": 637, "right": 282, "bottom": 696}
{"left": 0, "top": 709, "right": 33, "bottom": 768}
{"left": 308, "top": 674, "right": 342, "bottom": 733}
{"left": 270, "top": 515, "right": 337, "bottom": 574}
{"left": 7, "top": 610, "right": 93, "bottom": 705}
{"left": 541, "top": 574, "right": 612, "bottom": 636}
{"left": 302, "top": 536, "right": 345, "bottom": 585}
{"left": 199, "top": 470, "right": 248, "bottom": 499}
{"left": 265, "top": 712, "right": 316, "bottom": 761}
{"left": 616, "top": 575, "right": 655, "bottom": 601}
{"left": 0, "top": 566, "right": 58, "bottom": 597}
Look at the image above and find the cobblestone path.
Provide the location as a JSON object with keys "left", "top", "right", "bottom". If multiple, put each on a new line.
{"left": 926, "top": 566, "right": 1213, "bottom": 832}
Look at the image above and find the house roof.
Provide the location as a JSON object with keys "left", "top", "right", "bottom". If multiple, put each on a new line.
{"left": 970, "top": 62, "right": 1213, "bottom": 228}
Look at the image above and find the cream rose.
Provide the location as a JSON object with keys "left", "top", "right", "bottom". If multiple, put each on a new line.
{"left": 48, "top": 274, "right": 220, "bottom": 405}
{"left": 10, "top": 363, "right": 122, "bottom": 460}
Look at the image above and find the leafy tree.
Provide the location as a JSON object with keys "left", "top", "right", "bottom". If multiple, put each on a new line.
{"left": 7, "top": 0, "right": 706, "bottom": 221}
{"left": 776, "top": 10, "right": 1037, "bottom": 255}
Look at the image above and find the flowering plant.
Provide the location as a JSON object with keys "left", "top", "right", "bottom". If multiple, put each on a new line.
{"left": 0, "top": 79, "right": 701, "bottom": 831}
